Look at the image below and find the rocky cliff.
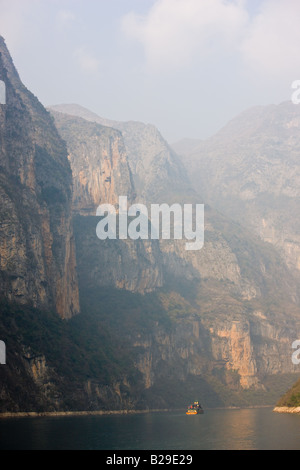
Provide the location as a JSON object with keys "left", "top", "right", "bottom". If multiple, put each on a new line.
{"left": 50, "top": 111, "right": 135, "bottom": 215}
{"left": 50, "top": 105, "right": 300, "bottom": 398}
{"left": 50, "top": 104, "right": 194, "bottom": 204}
{"left": 0, "top": 37, "right": 79, "bottom": 319}
{"left": 1, "top": 34, "right": 300, "bottom": 412}
{"left": 50, "top": 111, "right": 164, "bottom": 294}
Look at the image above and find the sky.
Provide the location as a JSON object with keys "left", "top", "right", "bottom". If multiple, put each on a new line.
{"left": 0, "top": 0, "right": 299, "bottom": 143}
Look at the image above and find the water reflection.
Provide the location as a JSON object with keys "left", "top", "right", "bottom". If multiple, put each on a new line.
{"left": 0, "top": 408, "right": 299, "bottom": 450}
{"left": 202, "top": 409, "right": 257, "bottom": 450}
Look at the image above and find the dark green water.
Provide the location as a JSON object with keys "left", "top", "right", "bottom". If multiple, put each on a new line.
{"left": 0, "top": 408, "right": 299, "bottom": 450}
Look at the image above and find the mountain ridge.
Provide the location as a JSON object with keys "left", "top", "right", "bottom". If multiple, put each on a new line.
{"left": 49, "top": 104, "right": 196, "bottom": 204}
{"left": 177, "top": 100, "right": 300, "bottom": 274}
{"left": 0, "top": 36, "right": 300, "bottom": 411}
{"left": 50, "top": 104, "right": 300, "bottom": 397}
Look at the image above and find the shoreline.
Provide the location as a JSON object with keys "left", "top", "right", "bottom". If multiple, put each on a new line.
{"left": 0, "top": 405, "right": 274, "bottom": 420}
{"left": 273, "top": 406, "right": 300, "bottom": 414}
{"left": 0, "top": 409, "right": 174, "bottom": 420}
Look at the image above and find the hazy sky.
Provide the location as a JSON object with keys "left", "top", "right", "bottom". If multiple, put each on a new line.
{"left": 0, "top": 0, "right": 299, "bottom": 143}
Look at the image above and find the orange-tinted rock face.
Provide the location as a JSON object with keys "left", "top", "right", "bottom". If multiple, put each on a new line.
{"left": 213, "top": 321, "right": 259, "bottom": 389}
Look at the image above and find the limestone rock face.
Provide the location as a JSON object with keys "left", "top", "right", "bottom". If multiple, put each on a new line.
{"left": 50, "top": 104, "right": 194, "bottom": 204}
{"left": 51, "top": 112, "right": 134, "bottom": 215}
{"left": 0, "top": 37, "right": 79, "bottom": 318}
{"left": 51, "top": 111, "right": 164, "bottom": 294}
{"left": 50, "top": 104, "right": 300, "bottom": 393}
{"left": 73, "top": 216, "right": 163, "bottom": 294}
{"left": 131, "top": 311, "right": 299, "bottom": 398}
{"left": 3, "top": 40, "right": 300, "bottom": 412}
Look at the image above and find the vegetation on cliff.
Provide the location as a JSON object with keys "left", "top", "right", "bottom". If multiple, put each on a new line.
{"left": 276, "top": 378, "right": 300, "bottom": 408}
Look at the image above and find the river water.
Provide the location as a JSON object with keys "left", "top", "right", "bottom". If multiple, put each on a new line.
{"left": 0, "top": 408, "right": 299, "bottom": 450}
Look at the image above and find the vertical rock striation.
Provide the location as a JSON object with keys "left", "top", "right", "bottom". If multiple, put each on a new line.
{"left": 50, "top": 104, "right": 300, "bottom": 394}
{"left": 50, "top": 112, "right": 135, "bottom": 215}
{"left": 0, "top": 37, "right": 79, "bottom": 318}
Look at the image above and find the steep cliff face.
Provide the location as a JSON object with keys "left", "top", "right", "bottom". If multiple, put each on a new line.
{"left": 51, "top": 111, "right": 164, "bottom": 293}
{"left": 74, "top": 216, "right": 163, "bottom": 294}
{"left": 130, "top": 304, "right": 300, "bottom": 407}
{"left": 50, "top": 112, "right": 134, "bottom": 215}
{"left": 50, "top": 104, "right": 300, "bottom": 395}
{"left": 3, "top": 39, "right": 300, "bottom": 413}
{"left": 0, "top": 37, "right": 79, "bottom": 319}
{"left": 207, "top": 316, "right": 298, "bottom": 389}
{"left": 50, "top": 104, "right": 195, "bottom": 203}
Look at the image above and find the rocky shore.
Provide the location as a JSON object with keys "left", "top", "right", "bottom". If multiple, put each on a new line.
{"left": 273, "top": 407, "right": 300, "bottom": 414}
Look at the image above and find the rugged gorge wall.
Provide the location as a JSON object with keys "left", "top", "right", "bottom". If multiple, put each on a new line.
{"left": 1, "top": 40, "right": 298, "bottom": 410}
{"left": 132, "top": 313, "right": 299, "bottom": 405}
{"left": 51, "top": 111, "right": 164, "bottom": 294}
{"left": 50, "top": 104, "right": 195, "bottom": 203}
{"left": 51, "top": 106, "right": 300, "bottom": 399}
{"left": 51, "top": 112, "right": 135, "bottom": 215}
{"left": 0, "top": 37, "right": 79, "bottom": 319}
{"left": 2, "top": 40, "right": 300, "bottom": 413}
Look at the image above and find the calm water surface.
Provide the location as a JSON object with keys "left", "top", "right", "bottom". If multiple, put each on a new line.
{"left": 0, "top": 408, "right": 299, "bottom": 450}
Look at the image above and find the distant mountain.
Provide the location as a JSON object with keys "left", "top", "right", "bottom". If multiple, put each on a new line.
{"left": 171, "top": 138, "right": 203, "bottom": 157}
{"left": 179, "top": 102, "right": 300, "bottom": 273}
{"left": 1, "top": 36, "right": 300, "bottom": 413}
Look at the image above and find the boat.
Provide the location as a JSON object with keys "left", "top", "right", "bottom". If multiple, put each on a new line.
{"left": 186, "top": 401, "right": 204, "bottom": 415}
